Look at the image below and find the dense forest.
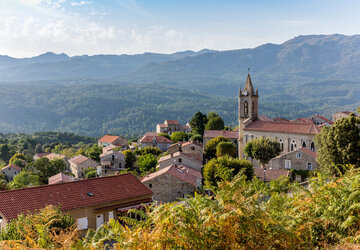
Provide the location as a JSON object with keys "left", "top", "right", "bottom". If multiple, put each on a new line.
{"left": 0, "top": 79, "right": 358, "bottom": 138}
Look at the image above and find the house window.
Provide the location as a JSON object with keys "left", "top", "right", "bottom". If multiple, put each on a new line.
{"left": 244, "top": 101, "right": 248, "bottom": 116}
{"left": 252, "top": 101, "right": 255, "bottom": 116}
{"left": 302, "top": 141, "right": 306, "bottom": 148}
{"left": 149, "top": 183, "right": 152, "bottom": 188}
{"left": 296, "top": 152, "right": 302, "bottom": 159}
{"left": 311, "top": 142, "right": 315, "bottom": 152}
{"left": 191, "top": 147, "right": 195, "bottom": 150}
{"left": 290, "top": 140, "right": 297, "bottom": 151}
{"left": 307, "top": 162, "right": 313, "bottom": 170}
{"left": 77, "top": 217, "right": 88, "bottom": 230}
{"left": 178, "top": 158, "right": 182, "bottom": 163}
{"left": 119, "top": 163, "right": 122, "bottom": 168}
{"left": 112, "top": 155, "right": 115, "bottom": 161}
{"left": 285, "top": 160, "right": 291, "bottom": 169}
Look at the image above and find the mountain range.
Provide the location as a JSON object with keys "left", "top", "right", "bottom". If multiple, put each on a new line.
{"left": 0, "top": 34, "right": 359, "bottom": 137}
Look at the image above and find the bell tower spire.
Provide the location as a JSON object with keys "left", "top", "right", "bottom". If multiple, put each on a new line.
{"left": 238, "top": 73, "right": 259, "bottom": 158}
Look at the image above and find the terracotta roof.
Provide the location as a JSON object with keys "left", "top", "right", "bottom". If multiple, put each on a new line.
{"left": 253, "top": 168, "right": 290, "bottom": 182}
{"left": 335, "top": 111, "right": 352, "bottom": 115}
{"left": 142, "top": 164, "right": 200, "bottom": 186}
{"left": 34, "top": 153, "right": 51, "bottom": 158}
{"left": 45, "top": 153, "right": 66, "bottom": 161}
{"left": 273, "top": 118, "right": 289, "bottom": 122}
{"left": 98, "top": 135, "right": 120, "bottom": 143}
{"left": 1, "top": 164, "right": 22, "bottom": 172}
{"left": 144, "top": 132, "right": 160, "bottom": 136}
{"left": 299, "top": 147, "right": 317, "bottom": 158}
{"left": 310, "top": 114, "right": 333, "bottom": 125}
{"left": 157, "top": 124, "right": 167, "bottom": 128}
{"left": 140, "top": 135, "right": 172, "bottom": 144}
{"left": 165, "top": 120, "right": 179, "bottom": 125}
{"left": 0, "top": 173, "right": 152, "bottom": 221}
{"left": 69, "top": 155, "right": 91, "bottom": 165}
{"left": 204, "top": 130, "right": 239, "bottom": 139}
{"left": 258, "top": 115, "right": 273, "bottom": 121}
{"left": 244, "top": 119, "right": 321, "bottom": 135}
{"left": 48, "top": 172, "right": 75, "bottom": 185}
{"left": 181, "top": 140, "right": 203, "bottom": 148}
{"left": 180, "top": 125, "right": 190, "bottom": 130}
{"left": 158, "top": 151, "right": 201, "bottom": 163}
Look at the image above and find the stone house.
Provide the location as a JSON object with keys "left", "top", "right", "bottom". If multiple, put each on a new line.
{"left": 168, "top": 140, "right": 204, "bottom": 162}
{"left": 98, "top": 135, "right": 128, "bottom": 148}
{"left": 0, "top": 164, "right": 22, "bottom": 182}
{"left": 203, "top": 130, "right": 239, "bottom": 156}
{"left": 33, "top": 152, "right": 51, "bottom": 160}
{"left": 269, "top": 147, "right": 318, "bottom": 172}
{"left": 98, "top": 150, "right": 126, "bottom": 177}
{"left": 139, "top": 133, "right": 172, "bottom": 151}
{"left": 69, "top": 155, "right": 98, "bottom": 179}
{"left": 0, "top": 174, "right": 152, "bottom": 235}
{"left": 142, "top": 164, "right": 201, "bottom": 202}
{"left": 156, "top": 120, "right": 191, "bottom": 135}
{"left": 158, "top": 151, "right": 202, "bottom": 171}
{"left": 48, "top": 172, "right": 75, "bottom": 185}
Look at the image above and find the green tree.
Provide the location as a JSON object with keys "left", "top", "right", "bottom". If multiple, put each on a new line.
{"left": 137, "top": 153, "right": 157, "bottom": 173}
{"left": 315, "top": 113, "right": 360, "bottom": 175}
{"left": 0, "top": 179, "right": 7, "bottom": 190}
{"left": 204, "top": 136, "right": 230, "bottom": 160}
{"left": 244, "top": 137, "right": 281, "bottom": 168}
{"left": 136, "top": 147, "right": 162, "bottom": 156}
{"left": 85, "top": 144, "right": 102, "bottom": 162}
{"left": 9, "top": 153, "right": 26, "bottom": 168}
{"left": 158, "top": 133, "right": 171, "bottom": 140}
{"left": 8, "top": 171, "right": 41, "bottom": 189}
{"left": 25, "top": 158, "right": 66, "bottom": 184}
{"left": 205, "top": 117, "right": 225, "bottom": 130}
{"left": 207, "top": 111, "right": 219, "bottom": 120}
{"left": 189, "top": 111, "right": 208, "bottom": 136}
{"left": 0, "top": 144, "right": 16, "bottom": 164}
{"left": 171, "top": 131, "right": 189, "bottom": 143}
{"left": 190, "top": 134, "right": 203, "bottom": 143}
{"left": 123, "top": 150, "right": 137, "bottom": 168}
{"left": 203, "top": 155, "right": 253, "bottom": 188}
{"left": 85, "top": 167, "right": 97, "bottom": 179}
{"left": 216, "top": 141, "right": 237, "bottom": 158}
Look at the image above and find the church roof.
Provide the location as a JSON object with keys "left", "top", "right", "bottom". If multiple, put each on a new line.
{"left": 244, "top": 119, "right": 321, "bottom": 135}
{"left": 244, "top": 74, "right": 254, "bottom": 92}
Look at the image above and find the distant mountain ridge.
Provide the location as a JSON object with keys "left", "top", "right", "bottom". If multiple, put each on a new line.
{"left": 1, "top": 34, "right": 360, "bottom": 85}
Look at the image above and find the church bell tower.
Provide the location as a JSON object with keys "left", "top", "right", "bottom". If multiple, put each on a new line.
{"left": 238, "top": 74, "right": 258, "bottom": 158}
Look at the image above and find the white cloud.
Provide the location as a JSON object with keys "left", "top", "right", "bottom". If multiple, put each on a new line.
{"left": 71, "top": 1, "right": 91, "bottom": 6}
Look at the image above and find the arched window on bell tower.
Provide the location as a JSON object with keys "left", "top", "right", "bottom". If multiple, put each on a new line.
{"left": 244, "top": 101, "right": 248, "bottom": 116}
{"left": 252, "top": 101, "right": 255, "bottom": 117}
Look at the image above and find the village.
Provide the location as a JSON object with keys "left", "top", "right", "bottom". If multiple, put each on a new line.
{"left": 0, "top": 74, "right": 357, "bottom": 235}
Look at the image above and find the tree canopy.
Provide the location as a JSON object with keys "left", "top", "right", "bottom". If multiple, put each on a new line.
{"left": 137, "top": 153, "right": 158, "bottom": 174}
{"left": 216, "top": 141, "right": 237, "bottom": 158}
{"left": 171, "top": 131, "right": 189, "bottom": 143}
{"left": 244, "top": 137, "right": 281, "bottom": 167}
{"left": 315, "top": 113, "right": 360, "bottom": 175}
{"left": 204, "top": 136, "right": 230, "bottom": 160}
{"left": 189, "top": 111, "right": 208, "bottom": 136}
{"left": 205, "top": 112, "right": 225, "bottom": 130}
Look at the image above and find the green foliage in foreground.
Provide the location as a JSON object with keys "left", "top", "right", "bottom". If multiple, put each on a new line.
{"left": 81, "top": 167, "right": 360, "bottom": 249}
{"left": 3, "top": 167, "right": 360, "bottom": 248}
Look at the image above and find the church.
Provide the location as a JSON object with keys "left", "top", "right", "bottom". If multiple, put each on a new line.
{"left": 238, "top": 74, "right": 321, "bottom": 170}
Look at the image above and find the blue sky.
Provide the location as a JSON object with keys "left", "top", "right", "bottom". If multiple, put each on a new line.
{"left": 0, "top": 0, "right": 359, "bottom": 57}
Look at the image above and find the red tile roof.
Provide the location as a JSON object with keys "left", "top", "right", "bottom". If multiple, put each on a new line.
{"left": 253, "top": 168, "right": 290, "bottom": 182}
{"left": 157, "top": 124, "right": 167, "bottom": 128}
{"left": 34, "top": 152, "right": 51, "bottom": 158}
{"left": 0, "top": 173, "right": 152, "bottom": 221}
{"left": 165, "top": 120, "right": 179, "bottom": 125}
{"left": 48, "top": 172, "right": 75, "bottom": 185}
{"left": 273, "top": 118, "right": 289, "bottom": 122}
{"left": 1, "top": 164, "right": 22, "bottom": 172}
{"left": 98, "top": 135, "right": 120, "bottom": 143}
{"left": 181, "top": 140, "right": 203, "bottom": 148}
{"left": 69, "top": 155, "right": 91, "bottom": 165}
{"left": 299, "top": 147, "right": 317, "bottom": 158}
{"left": 142, "top": 164, "right": 201, "bottom": 186}
{"left": 158, "top": 151, "right": 202, "bottom": 163}
{"left": 140, "top": 135, "right": 172, "bottom": 144}
{"left": 258, "top": 115, "right": 273, "bottom": 121}
{"left": 244, "top": 119, "right": 321, "bottom": 135}
{"left": 204, "top": 130, "right": 239, "bottom": 139}
{"left": 311, "top": 114, "right": 333, "bottom": 125}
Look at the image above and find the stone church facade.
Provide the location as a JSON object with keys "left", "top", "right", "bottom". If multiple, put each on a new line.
{"left": 238, "top": 74, "right": 321, "bottom": 169}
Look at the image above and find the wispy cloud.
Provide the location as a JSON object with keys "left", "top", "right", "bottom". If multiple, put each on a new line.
{"left": 71, "top": 1, "right": 91, "bottom": 6}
